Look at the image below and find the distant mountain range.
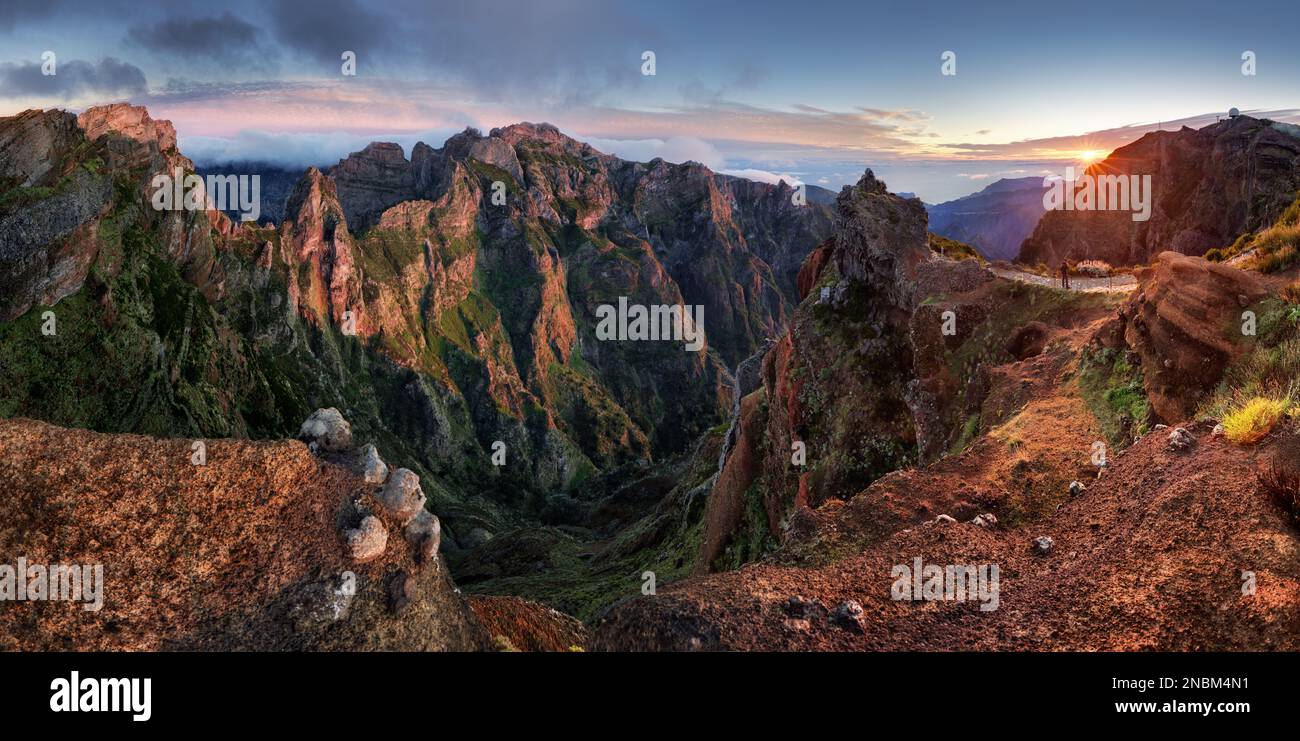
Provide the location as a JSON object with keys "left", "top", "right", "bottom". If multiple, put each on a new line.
{"left": 925, "top": 176, "right": 1048, "bottom": 261}
{"left": 195, "top": 160, "right": 313, "bottom": 225}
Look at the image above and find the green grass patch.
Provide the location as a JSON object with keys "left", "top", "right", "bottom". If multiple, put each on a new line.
{"left": 1079, "top": 346, "right": 1151, "bottom": 448}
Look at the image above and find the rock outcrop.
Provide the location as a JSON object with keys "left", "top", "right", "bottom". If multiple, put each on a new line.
{"left": 696, "top": 170, "right": 941, "bottom": 572}
{"left": 1112, "top": 251, "right": 1268, "bottom": 422}
{"left": 299, "top": 407, "right": 354, "bottom": 452}
{"left": 0, "top": 109, "right": 113, "bottom": 320}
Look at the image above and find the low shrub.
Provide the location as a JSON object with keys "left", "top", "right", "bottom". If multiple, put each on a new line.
{"left": 1222, "top": 396, "right": 1290, "bottom": 444}
{"left": 1258, "top": 436, "right": 1300, "bottom": 526}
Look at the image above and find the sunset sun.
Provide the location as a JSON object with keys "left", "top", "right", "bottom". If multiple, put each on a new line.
{"left": 1078, "top": 149, "right": 1106, "bottom": 164}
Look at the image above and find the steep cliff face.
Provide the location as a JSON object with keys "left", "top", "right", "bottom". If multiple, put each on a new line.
{"left": 281, "top": 167, "right": 366, "bottom": 332}
{"left": 329, "top": 142, "right": 417, "bottom": 231}
{"left": 1018, "top": 115, "right": 1300, "bottom": 267}
{"left": 327, "top": 123, "right": 833, "bottom": 369}
{"left": 693, "top": 170, "right": 1121, "bottom": 574}
{"left": 697, "top": 172, "right": 939, "bottom": 571}
{"left": 0, "top": 109, "right": 113, "bottom": 320}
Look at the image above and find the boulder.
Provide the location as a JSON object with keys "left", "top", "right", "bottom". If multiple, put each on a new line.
{"left": 377, "top": 468, "right": 426, "bottom": 525}
{"left": 830, "top": 600, "right": 866, "bottom": 632}
{"left": 299, "top": 408, "right": 353, "bottom": 453}
{"left": 1167, "top": 427, "right": 1196, "bottom": 452}
{"left": 345, "top": 515, "right": 387, "bottom": 563}
{"left": 404, "top": 509, "right": 442, "bottom": 563}
{"left": 387, "top": 570, "right": 418, "bottom": 614}
{"left": 356, "top": 443, "right": 388, "bottom": 485}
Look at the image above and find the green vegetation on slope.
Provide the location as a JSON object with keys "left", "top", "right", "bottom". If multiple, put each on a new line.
{"left": 1205, "top": 191, "right": 1300, "bottom": 273}
{"left": 1079, "top": 346, "right": 1151, "bottom": 448}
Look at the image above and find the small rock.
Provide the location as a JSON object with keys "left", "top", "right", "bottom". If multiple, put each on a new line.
{"left": 290, "top": 573, "right": 357, "bottom": 630}
{"left": 404, "top": 509, "right": 442, "bottom": 564}
{"left": 932, "top": 514, "right": 957, "bottom": 525}
{"left": 345, "top": 516, "right": 387, "bottom": 563}
{"left": 1167, "top": 427, "right": 1196, "bottom": 451}
{"left": 1212, "top": 423, "right": 1225, "bottom": 438}
{"left": 377, "top": 468, "right": 427, "bottom": 525}
{"left": 1154, "top": 423, "right": 1168, "bottom": 431}
{"left": 783, "top": 618, "right": 812, "bottom": 632}
{"left": 299, "top": 408, "right": 353, "bottom": 452}
{"left": 1069, "top": 480, "right": 1086, "bottom": 497}
{"left": 1032, "top": 536, "right": 1054, "bottom": 556}
{"left": 784, "top": 595, "right": 826, "bottom": 619}
{"left": 830, "top": 600, "right": 866, "bottom": 632}
{"left": 970, "top": 513, "right": 998, "bottom": 528}
{"left": 356, "top": 443, "right": 388, "bottom": 485}
{"left": 387, "top": 570, "right": 417, "bottom": 613}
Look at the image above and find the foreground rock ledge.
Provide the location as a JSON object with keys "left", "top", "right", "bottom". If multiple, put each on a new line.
{"left": 0, "top": 417, "right": 489, "bottom": 651}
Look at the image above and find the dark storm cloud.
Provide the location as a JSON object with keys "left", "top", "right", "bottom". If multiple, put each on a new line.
{"left": 261, "top": 0, "right": 658, "bottom": 104}
{"left": 127, "top": 12, "right": 279, "bottom": 72}
{"left": 406, "top": 0, "right": 655, "bottom": 102}
{"left": 266, "top": 0, "right": 393, "bottom": 66}
{"left": 0, "top": 57, "right": 147, "bottom": 100}
{"left": 0, "top": 0, "right": 57, "bottom": 30}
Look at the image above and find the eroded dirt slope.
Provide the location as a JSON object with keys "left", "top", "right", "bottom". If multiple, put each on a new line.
{"left": 594, "top": 419, "right": 1300, "bottom": 650}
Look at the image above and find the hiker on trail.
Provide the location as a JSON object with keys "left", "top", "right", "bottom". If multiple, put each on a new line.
{"left": 1060, "top": 261, "right": 1070, "bottom": 290}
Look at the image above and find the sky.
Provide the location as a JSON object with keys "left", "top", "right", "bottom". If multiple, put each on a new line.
{"left": 2, "top": 0, "right": 1298, "bottom": 202}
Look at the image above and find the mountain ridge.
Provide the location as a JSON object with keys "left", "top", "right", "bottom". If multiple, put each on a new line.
{"left": 1018, "top": 114, "right": 1300, "bottom": 266}
{"left": 0, "top": 102, "right": 833, "bottom": 557}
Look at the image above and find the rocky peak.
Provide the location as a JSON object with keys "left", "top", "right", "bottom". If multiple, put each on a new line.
{"left": 491, "top": 121, "right": 576, "bottom": 151}
{"left": 0, "top": 109, "right": 81, "bottom": 188}
{"left": 77, "top": 103, "right": 178, "bottom": 154}
{"left": 286, "top": 167, "right": 346, "bottom": 231}
{"left": 441, "top": 127, "right": 486, "bottom": 158}
{"left": 328, "top": 143, "right": 416, "bottom": 231}
{"left": 831, "top": 169, "right": 931, "bottom": 312}
{"left": 282, "top": 166, "right": 365, "bottom": 331}
{"left": 441, "top": 127, "right": 525, "bottom": 185}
